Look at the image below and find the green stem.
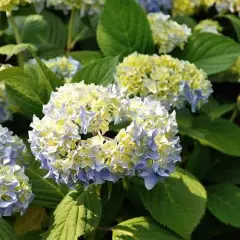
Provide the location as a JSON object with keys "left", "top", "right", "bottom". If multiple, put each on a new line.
{"left": 8, "top": 14, "right": 24, "bottom": 66}
{"left": 230, "top": 108, "right": 238, "bottom": 122}
{"left": 67, "top": 8, "right": 76, "bottom": 54}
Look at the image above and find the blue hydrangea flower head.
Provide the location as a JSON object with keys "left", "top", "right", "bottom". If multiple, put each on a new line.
{"left": 138, "top": 0, "right": 172, "bottom": 13}
{"left": 0, "top": 125, "right": 34, "bottom": 217}
{"left": 29, "top": 82, "right": 181, "bottom": 190}
{"left": 115, "top": 52, "right": 213, "bottom": 112}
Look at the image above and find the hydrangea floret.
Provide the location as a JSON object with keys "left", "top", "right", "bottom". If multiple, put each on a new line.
{"left": 147, "top": 12, "right": 191, "bottom": 54}
{"left": 0, "top": 125, "right": 34, "bottom": 217}
{"left": 115, "top": 52, "right": 213, "bottom": 112}
{"left": 29, "top": 82, "right": 181, "bottom": 190}
{"left": 194, "top": 19, "right": 222, "bottom": 34}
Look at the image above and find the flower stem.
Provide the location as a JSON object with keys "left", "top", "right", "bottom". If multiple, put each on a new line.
{"left": 8, "top": 14, "right": 24, "bottom": 66}
{"left": 67, "top": 8, "right": 76, "bottom": 54}
{"left": 230, "top": 108, "right": 238, "bottom": 122}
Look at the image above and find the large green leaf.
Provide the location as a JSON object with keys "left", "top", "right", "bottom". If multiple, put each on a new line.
{"left": 205, "top": 159, "right": 240, "bottom": 184}
{"left": 97, "top": 0, "right": 154, "bottom": 57}
{"left": 14, "top": 206, "right": 46, "bottom": 235}
{"left": 26, "top": 162, "right": 66, "bottom": 208}
{"left": 207, "top": 184, "right": 240, "bottom": 227}
{"left": 0, "top": 44, "right": 36, "bottom": 59}
{"left": 70, "top": 51, "right": 102, "bottom": 66}
{"left": 0, "top": 67, "right": 43, "bottom": 118}
{"left": 179, "top": 32, "right": 240, "bottom": 75}
{"left": 0, "top": 219, "right": 17, "bottom": 240}
{"left": 72, "top": 56, "right": 119, "bottom": 86}
{"left": 224, "top": 15, "right": 240, "bottom": 42}
{"left": 32, "top": 55, "right": 64, "bottom": 90}
{"left": 177, "top": 110, "right": 240, "bottom": 156}
{"left": 112, "top": 217, "right": 183, "bottom": 240}
{"left": 21, "top": 15, "right": 46, "bottom": 43}
{"left": 45, "top": 188, "right": 102, "bottom": 240}
{"left": 42, "top": 11, "right": 67, "bottom": 48}
{"left": 200, "top": 99, "right": 236, "bottom": 120}
{"left": 135, "top": 168, "right": 207, "bottom": 239}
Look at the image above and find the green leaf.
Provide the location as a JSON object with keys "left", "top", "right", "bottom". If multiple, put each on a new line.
{"left": 32, "top": 54, "right": 64, "bottom": 90}
{"left": 207, "top": 184, "right": 240, "bottom": 227}
{"left": 97, "top": 0, "right": 154, "bottom": 57}
{"left": 72, "top": 56, "right": 119, "bottom": 86}
{"left": 1, "top": 68, "right": 43, "bottom": 118}
{"left": 135, "top": 168, "right": 207, "bottom": 239}
{"left": 42, "top": 11, "right": 67, "bottom": 48}
{"left": 205, "top": 159, "right": 240, "bottom": 184}
{"left": 224, "top": 15, "right": 240, "bottom": 42}
{"left": 200, "top": 99, "right": 236, "bottom": 120}
{"left": 26, "top": 162, "right": 66, "bottom": 208}
{"left": 24, "top": 64, "right": 51, "bottom": 103}
{"left": 186, "top": 143, "right": 211, "bottom": 180}
{"left": 70, "top": 51, "right": 102, "bottom": 66}
{"left": 45, "top": 188, "right": 102, "bottom": 240}
{"left": 0, "top": 219, "right": 17, "bottom": 240}
{"left": 0, "top": 44, "right": 37, "bottom": 59}
{"left": 172, "top": 16, "right": 197, "bottom": 29}
{"left": 177, "top": 110, "right": 240, "bottom": 156}
{"left": 14, "top": 206, "right": 47, "bottom": 235}
{"left": 34, "top": 44, "right": 65, "bottom": 59}
{"left": 179, "top": 32, "right": 240, "bottom": 75}
{"left": 112, "top": 217, "right": 183, "bottom": 240}
{"left": 21, "top": 15, "right": 47, "bottom": 43}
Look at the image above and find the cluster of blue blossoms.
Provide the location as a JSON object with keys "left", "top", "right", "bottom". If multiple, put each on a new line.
{"left": 0, "top": 125, "right": 33, "bottom": 217}
{"left": 138, "top": 0, "right": 172, "bottom": 13}
{"left": 29, "top": 82, "right": 181, "bottom": 190}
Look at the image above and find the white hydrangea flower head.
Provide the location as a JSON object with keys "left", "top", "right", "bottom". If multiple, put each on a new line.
{"left": 194, "top": 19, "right": 222, "bottom": 34}
{"left": 0, "top": 125, "right": 34, "bottom": 217}
{"left": 115, "top": 52, "right": 213, "bottom": 112}
{"left": 147, "top": 12, "right": 191, "bottom": 54}
{"left": 29, "top": 82, "right": 181, "bottom": 190}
